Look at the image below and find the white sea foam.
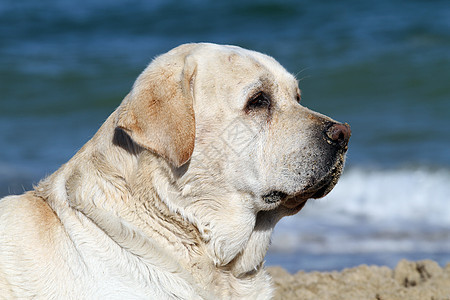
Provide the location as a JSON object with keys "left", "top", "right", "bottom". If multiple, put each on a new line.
{"left": 309, "top": 167, "right": 450, "bottom": 225}
{"left": 270, "top": 167, "right": 450, "bottom": 254}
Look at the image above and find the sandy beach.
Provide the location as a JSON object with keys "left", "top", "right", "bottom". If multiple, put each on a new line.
{"left": 268, "top": 259, "right": 450, "bottom": 300}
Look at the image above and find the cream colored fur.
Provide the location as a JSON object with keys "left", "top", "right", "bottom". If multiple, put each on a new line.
{"left": 0, "top": 43, "right": 348, "bottom": 299}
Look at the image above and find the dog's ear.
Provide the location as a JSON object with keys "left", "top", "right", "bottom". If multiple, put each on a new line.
{"left": 116, "top": 47, "right": 197, "bottom": 167}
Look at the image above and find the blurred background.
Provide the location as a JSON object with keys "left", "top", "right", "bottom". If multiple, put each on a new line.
{"left": 1, "top": 0, "right": 449, "bottom": 272}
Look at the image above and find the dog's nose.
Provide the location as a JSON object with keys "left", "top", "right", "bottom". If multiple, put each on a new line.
{"left": 324, "top": 122, "right": 351, "bottom": 148}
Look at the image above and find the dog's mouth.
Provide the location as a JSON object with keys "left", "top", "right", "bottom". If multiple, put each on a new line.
{"left": 278, "top": 157, "right": 345, "bottom": 210}
{"left": 307, "top": 159, "right": 343, "bottom": 199}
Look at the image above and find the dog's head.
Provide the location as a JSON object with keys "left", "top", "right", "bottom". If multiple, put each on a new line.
{"left": 116, "top": 43, "right": 350, "bottom": 267}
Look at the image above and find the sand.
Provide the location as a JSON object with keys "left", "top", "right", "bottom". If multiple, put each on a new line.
{"left": 268, "top": 259, "right": 450, "bottom": 300}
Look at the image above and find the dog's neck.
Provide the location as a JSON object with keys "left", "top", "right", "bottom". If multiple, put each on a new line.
{"left": 109, "top": 120, "right": 279, "bottom": 279}
{"left": 36, "top": 113, "right": 276, "bottom": 296}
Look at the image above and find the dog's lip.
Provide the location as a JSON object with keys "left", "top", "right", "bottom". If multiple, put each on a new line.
{"left": 281, "top": 180, "right": 331, "bottom": 210}
{"left": 282, "top": 195, "right": 308, "bottom": 209}
{"left": 282, "top": 160, "right": 343, "bottom": 209}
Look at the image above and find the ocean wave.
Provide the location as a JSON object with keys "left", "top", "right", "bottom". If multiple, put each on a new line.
{"left": 308, "top": 167, "right": 450, "bottom": 225}
{"left": 270, "top": 167, "right": 450, "bottom": 254}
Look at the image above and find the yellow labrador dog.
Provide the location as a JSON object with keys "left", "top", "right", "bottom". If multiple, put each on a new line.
{"left": 0, "top": 43, "right": 350, "bottom": 299}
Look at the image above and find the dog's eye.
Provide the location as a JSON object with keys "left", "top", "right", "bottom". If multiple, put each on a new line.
{"left": 246, "top": 92, "right": 270, "bottom": 110}
{"left": 296, "top": 93, "right": 301, "bottom": 103}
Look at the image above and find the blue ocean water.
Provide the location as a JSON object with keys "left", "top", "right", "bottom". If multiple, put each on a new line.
{"left": 1, "top": 0, "right": 449, "bottom": 271}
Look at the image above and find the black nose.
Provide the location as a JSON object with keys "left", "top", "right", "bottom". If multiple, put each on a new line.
{"left": 324, "top": 122, "right": 351, "bottom": 148}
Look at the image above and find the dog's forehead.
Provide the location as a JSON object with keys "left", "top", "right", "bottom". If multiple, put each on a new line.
{"left": 192, "top": 44, "right": 296, "bottom": 83}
